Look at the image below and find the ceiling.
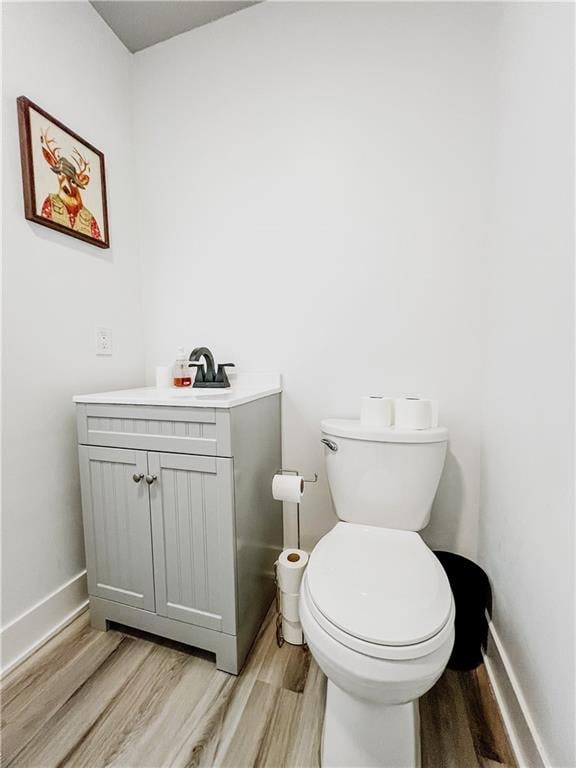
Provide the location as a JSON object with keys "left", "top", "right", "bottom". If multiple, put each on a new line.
{"left": 90, "top": 1, "right": 259, "bottom": 53}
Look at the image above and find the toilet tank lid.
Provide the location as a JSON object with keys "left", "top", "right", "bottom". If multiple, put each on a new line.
{"left": 321, "top": 418, "right": 449, "bottom": 443}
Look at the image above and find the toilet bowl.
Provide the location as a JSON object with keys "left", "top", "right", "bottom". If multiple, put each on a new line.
{"left": 301, "top": 523, "right": 454, "bottom": 768}
{"left": 304, "top": 419, "right": 454, "bottom": 767}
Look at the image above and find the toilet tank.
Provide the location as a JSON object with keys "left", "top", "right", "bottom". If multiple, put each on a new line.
{"left": 321, "top": 419, "right": 449, "bottom": 531}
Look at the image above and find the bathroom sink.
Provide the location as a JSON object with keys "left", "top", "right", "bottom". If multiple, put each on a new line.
{"left": 195, "top": 393, "right": 233, "bottom": 400}
{"left": 73, "top": 375, "right": 280, "bottom": 409}
{"left": 165, "top": 388, "right": 234, "bottom": 399}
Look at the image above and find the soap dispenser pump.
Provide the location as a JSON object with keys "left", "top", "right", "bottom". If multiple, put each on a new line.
{"left": 173, "top": 347, "right": 192, "bottom": 387}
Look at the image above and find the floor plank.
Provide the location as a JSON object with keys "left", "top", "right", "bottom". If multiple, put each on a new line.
{"left": 219, "top": 680, "right": 278, "bottom": 767}
{"left": 282, "top": 643, "right": 311, "bottom": 694}
{"left": 206, "top": 610, "right": 278, "bottom": 767}
{"left": 285, "top": 657, "right": 326, "bottom": 768}
{"left": 6, "top": 636, "right": 152, "bottom": 768}
{"left": 170, "top": 673, "right": 237, "bottom": 767}
{"left": 2, "top": 612, "right": 92, "bottom": 707}
{"left": 459, "top": 665, "right": 517, "bottom": 768}
{"left": 1, "top": 609, "right": 516, "bottom": 768}
{"left": 257, "top": 631, "right": 298, "bottom": 689}
{"left": 107, "top": 655, "right": 226, "bottom": 768}
{"left": 420, "top": 670, "right": 481, "bottom": 768}
{"left": 255, "top": 687, "right": 302, "bottom": 768}
{"left": 2, "top": 625, "right": 124, "bottom": 766}
{"left": 59, "top": 644, "right": 198, "bottom": 767}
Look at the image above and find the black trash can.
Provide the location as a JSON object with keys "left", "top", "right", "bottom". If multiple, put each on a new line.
{"left": 434, "top": 551, "right": 491, "bottom": 671}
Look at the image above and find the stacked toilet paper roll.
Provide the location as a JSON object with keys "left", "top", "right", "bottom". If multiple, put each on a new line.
{"left": 360, "top": 396, "right": 394, "bottom": 428}
{"left": 360, "top": 395, "right": 440, "bottom": 430}
{"left": 394, "top": 397, "right": 438, "bottom": 430}
{"left": 277, "top": 548, "right": 309, "bottom": 645}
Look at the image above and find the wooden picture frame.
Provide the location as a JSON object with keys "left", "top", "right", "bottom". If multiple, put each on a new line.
{"left": 17, "top": 96, "right": 110, "bottom": 248}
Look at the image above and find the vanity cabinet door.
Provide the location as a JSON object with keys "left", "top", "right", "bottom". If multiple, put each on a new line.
{"left": 78, "top": 446, "right": 156, "bottom": 611}
{"left": 148, "top": 452, "right": 237, "bottom": 634}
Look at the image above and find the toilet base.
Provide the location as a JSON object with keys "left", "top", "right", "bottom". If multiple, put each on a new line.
{"left": 321, "top": 681, "right": 421, "bottom": 768}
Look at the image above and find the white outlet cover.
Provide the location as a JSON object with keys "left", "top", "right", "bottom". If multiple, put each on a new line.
{"left": 96, "top": 327, "right": 113, "bottom": 356}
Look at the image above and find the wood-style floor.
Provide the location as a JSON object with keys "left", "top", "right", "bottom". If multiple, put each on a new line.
{"left": 2, "top": 608, "right": 515, "bottom": 768}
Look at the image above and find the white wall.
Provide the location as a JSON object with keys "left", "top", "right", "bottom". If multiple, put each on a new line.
{"left": 479, "top": 4, "right": 575, "bottom": 767}
{"left": 1, "top": 1, "right": 144, "bottom": 670}
{"left": 134, "top": 1, "right": 494, "bottom": 556}
{"left": 3, "top": 5, "right": 574, "bottom": 763}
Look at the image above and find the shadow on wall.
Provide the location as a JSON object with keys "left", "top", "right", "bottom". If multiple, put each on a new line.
{"left": 281, "top": 394, "right": 339, "bottom": 551}
{"left": 28, "top": 219, "right": 114, "bottom": 264}
{"left": 421, "top": 449, "right": 466, "bottom": 553}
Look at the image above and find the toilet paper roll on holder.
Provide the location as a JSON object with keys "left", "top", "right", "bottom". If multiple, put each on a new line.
{"left": 273, "top": 468, "right": 316, "bottom": 648}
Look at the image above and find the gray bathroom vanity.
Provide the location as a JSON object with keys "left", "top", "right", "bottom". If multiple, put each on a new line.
{"left": 74, "top": 376, "right": 282, "bottom": 674}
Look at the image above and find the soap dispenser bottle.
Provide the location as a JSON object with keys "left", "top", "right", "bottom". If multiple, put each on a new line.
{"left": 173, "top": 347, "right": 192, "bottom": 387}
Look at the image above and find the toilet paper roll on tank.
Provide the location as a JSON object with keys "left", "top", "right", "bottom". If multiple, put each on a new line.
{"left": 360, "top": 395, "right": 439, "bottom": 430}
{"left": 395, "top": 397, "right": 438, "bottom": 430}
{"left": 360, "top": 396, "right": 394, "bottom": 428}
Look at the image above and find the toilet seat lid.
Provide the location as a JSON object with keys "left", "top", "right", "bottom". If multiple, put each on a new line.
{"left": 306, "top": 523, "right": 453, "bottom": 647}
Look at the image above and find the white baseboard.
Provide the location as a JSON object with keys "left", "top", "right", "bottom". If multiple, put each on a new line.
{"left": 484, "top": 617, "right": 551, "bottom": 768}
{"left": 1, "top": 570, "right": 89, "bottom": 677}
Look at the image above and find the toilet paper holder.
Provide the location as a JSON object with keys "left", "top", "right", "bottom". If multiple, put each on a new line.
{"left": 273, "top": 469, "right": 316, "bottom": 649}
{"left": 274, "top": 468, "right": 317, "bottom": 550}
{"left": 275, "top": 468, "right": 318, "bottom": 484}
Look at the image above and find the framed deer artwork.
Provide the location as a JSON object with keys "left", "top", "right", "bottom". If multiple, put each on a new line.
{"left": 17, "top": 96, "right": 110, "bottom": 248}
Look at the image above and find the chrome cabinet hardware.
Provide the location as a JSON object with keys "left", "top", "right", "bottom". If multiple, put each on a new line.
{"left": 145, "top": 474, "right": 158, "bottom": 485}
{"left": 132, "top": 473, "right": 144, "bottom": 483}
{"left": 320, "top": 438, "right": 338, "bottom": 452}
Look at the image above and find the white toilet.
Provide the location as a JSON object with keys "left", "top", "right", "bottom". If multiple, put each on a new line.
{"left": 300, "top": 418, "right": 455, "bottom": 768}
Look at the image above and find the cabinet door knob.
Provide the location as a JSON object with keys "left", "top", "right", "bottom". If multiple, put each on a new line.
{"left": 145, "top": 474, "right": 158, "bottom": 485}
{"left": 132, "top": 473, "right": 144, "bottom": 483}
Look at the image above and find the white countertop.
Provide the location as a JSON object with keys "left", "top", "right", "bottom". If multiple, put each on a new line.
{"left": 73, "top": 373, "right": 281, "bottom": 409}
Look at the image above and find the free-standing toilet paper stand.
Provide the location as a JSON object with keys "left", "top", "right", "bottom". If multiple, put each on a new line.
{"left": 274, "top": 468, "right": 317, "bottom": 647}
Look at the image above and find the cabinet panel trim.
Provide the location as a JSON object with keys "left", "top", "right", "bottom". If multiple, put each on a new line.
{"left": 78, "top": 446, "right": 156, "bottom": 612}
{"left": 149, "top": 452, "right": 237, "bottom": 634}
{"left": 85, "top": 431, "right": 218, "bottom": 456}
{"left": 85, "top": 404, "right": 216, "bottom": 423}
{"left": 86, "top": 445, "right": 140, "bottom": 462}
{"left": 157, "top": 453, "right": 217, "bottom": 473}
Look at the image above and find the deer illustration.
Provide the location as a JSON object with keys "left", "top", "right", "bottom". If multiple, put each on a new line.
{"left": 39, "top": 127, "right": 102, "bottom": 240}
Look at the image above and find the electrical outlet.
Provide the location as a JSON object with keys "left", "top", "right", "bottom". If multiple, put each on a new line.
{"left": 96, "top": 327, "right": 113, "bottom": 356}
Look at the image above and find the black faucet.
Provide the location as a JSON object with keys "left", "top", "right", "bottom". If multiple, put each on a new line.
{"left": 188, "top": 347, "right": 235, "bottom": 388}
